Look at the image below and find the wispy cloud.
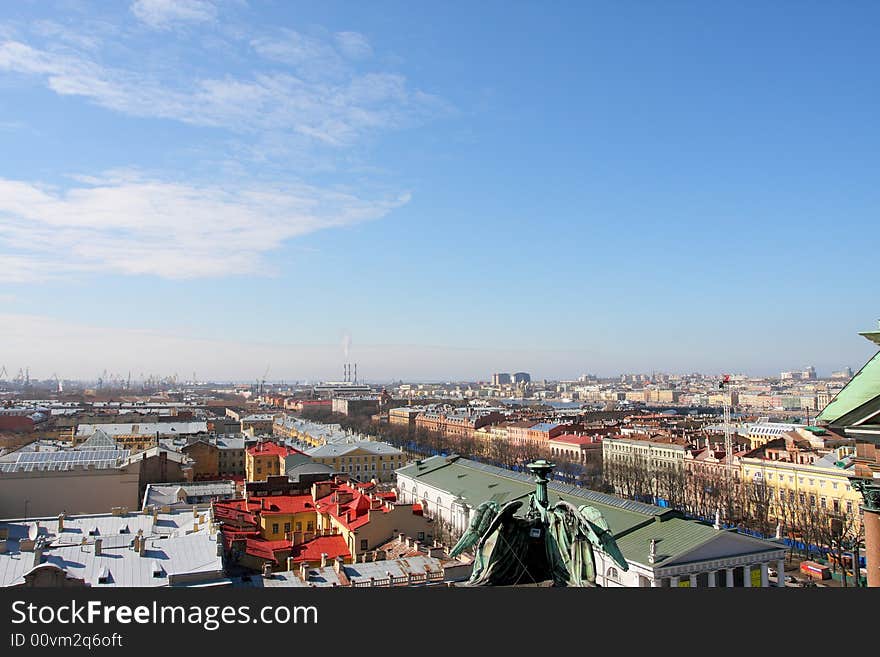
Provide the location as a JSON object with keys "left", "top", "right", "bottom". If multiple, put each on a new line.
{"left": 0, "top": 173, "right": 409, "bottom": 281}
{"left": 130, "top": 0, "right": 218, "bottom": 29}
{"left": 0, "top": 35, "right": 451, "bottom": 147}
{"left": 335, "top": 32, "right": 373, "bottom": 60}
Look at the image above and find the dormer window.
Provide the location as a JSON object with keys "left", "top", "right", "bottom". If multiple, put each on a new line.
{"left": 97, "top": 567, "right": 111, "bottom": 584}
{"left": 151, "top": 561, "right": 165, "bottom": 578}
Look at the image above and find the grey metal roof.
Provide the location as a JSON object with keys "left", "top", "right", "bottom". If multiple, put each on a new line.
{"left": 0, "top": 449, "right": 130, "bottom": 473}
{"left": 143, "top": 481, "right": 237, "bottom": 508}
{"left": 0, "top": 508, "right": 222, "bottom": 587}
{"left": 306, "top": 441, "right": 403, "bottom": 458}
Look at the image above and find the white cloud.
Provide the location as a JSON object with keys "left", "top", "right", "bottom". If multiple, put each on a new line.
{"left": 0, "top": 38, "right": 451, "bottom": 147}
{"left": 0, "top": 174, "right": 409, "bottom": 281}
{"left": 131, "top": 0, "right": 218, "bottom": 29}
{"left": 334, "top": 32, "right": 373, "bottom": 60}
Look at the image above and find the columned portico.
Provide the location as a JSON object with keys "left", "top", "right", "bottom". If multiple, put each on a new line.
{"left": 777, "top": 559, "right": 785, "bottom": 587}
{"left": 760, "top": 562, "right": 769, "bottom": 587}
{"left": 707, "top": 571, "right": 716, "bottom": 587}
{"left": 743, "top": 564, "right": 751, "bottom": 587}
{"left": 726, "top": 568, "right": 734, "bottom": 587}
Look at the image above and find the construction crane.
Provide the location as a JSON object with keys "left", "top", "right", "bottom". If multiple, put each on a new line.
{"left": 53, "top": 373, "right": 62, "bottom": 394}
{"left": 0, "top": 365, "right": 7, "bottom": 381}
{"left": 259, "top": 365, "right": 270, "bottom": 396}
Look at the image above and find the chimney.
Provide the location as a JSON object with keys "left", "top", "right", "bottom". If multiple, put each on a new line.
{"left": 333, "top": 556, "right": 344, "bottom": 573}
{"left": 57, "top": 513, "right": 65, "bottom": 533}
{"left": 137, "top": 530, "right": 146, "bottom": 556}
{"left": 299, "top": 562, "right": 308, "bottom": 581}
{"left": 262, "top": 561, "right": 273, "bottom": 578}
{"left": 413, "top": 540, "right": 421, "bottom": 553}
{"left": 94, "top": 538, "right": 103, "bottom": 556}
{"left": 320, "top": 552, "right": 328, "bottom": 568}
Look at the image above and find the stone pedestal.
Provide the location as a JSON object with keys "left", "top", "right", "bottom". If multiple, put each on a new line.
{"left": 864, "top": 507, "right": 880, "bottom": 588}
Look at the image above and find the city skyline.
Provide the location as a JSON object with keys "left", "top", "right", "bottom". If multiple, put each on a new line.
{"left": 0, "top": 310, "right": 873, "bottom": 384}
{"left": 1, "top": 2, "right": 878, "bottom": 379}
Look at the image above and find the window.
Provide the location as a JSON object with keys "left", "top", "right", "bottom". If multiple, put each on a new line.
{"left": 360, "top": 539, "right": 368, "bottom": 551}
{"left": 846, "top": 501, "right": 853, "bottom": 514}
{"left": 272, "top": 523, "right": 279, "bottom": 534}
{"left": 295, "top": 522, "right": 302, "bottom": 532}
{"left": 606, "top": 567, "right": 620, "bottom": 581}
{"left": 833, "top": 500, "right": 840, "bottom": 513}
{"left": 307, "top": 521, "right": 314, "bottom": 532}
{"left": 284, "top": 522, "right": 291, "bottom": 533}
{"left": 418, "top": 532, "right": 425, "bottom": 540}
{"left": 809, "top": 495, "right": 816, "bottom": 507}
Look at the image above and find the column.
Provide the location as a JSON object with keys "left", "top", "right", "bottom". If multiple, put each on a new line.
{"left": 743, "top": 564, "right": 751, "bottom": 587}
{"left": 651, "top": 578, "right": 663, "bottom": 588}
{"left": 707, "top": 571, "right": 716, "bottom": 588}
{"left": 776, "top": 559, "right": 785, "bottom": 587}
{"left": 725, "top": 568, "right": 734, "bottom": 587}
{"left": 760, "top": 563, "right": 769, "bottom": 588}
{"left": 689, "top": 574, "right": 697, "bottom": 587}
{"left": 670, "top": 576, "right": 680, "bottom": 587}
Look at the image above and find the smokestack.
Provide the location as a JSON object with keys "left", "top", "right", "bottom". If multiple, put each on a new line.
{"left": 354, "top": 363, "right": 357, "bottom": 384}
{"left": 94, "top": 538, "right": 103, "bottom": 556}
{"left": 320, "top": 552, "right": 328, "bottom": 568}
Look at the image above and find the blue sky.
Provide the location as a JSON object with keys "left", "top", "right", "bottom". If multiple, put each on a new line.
{"left": 0, "top": 1, "right": 877, "bottom": 382}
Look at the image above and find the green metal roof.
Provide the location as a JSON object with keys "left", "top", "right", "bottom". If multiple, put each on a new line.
{"left": 397, "top": 456, "right": 784, "bottom": 567}
{"left": 614, "top": 517, "right": 781, "bottom": 566}
{"left": 397, "top": 456, "right": 666, "bottom": 535}
{"left": 817, "top": 350, "right": 880, "bottom": 425}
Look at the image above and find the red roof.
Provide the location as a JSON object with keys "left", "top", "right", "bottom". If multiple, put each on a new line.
{"left": 288, "top": 535, "right": 349, "bottom": 563}
{"left": 215, "top": 494, "right": 315, "bottom": 516}
{"left": 245, "top": 538, "right": 292, "bottom": 562}
{"left": 313, "top": 482, "right": 392, "bottom": 530}
{"left": 259, "top": 494, "right": 315, "bottom": 515}
{"left": 247, "top": 442, "right": 301, "bottom": 457}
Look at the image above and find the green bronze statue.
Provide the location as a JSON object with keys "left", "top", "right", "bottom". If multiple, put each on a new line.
{"left": 450, "top": 460, "right": 629, "bottom": 586}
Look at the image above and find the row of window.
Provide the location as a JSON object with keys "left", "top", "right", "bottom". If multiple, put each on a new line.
{"left": 744, "top": 468, "right": 848, "bottom": 491}
{"left": 271, "top": 521, "right": 315, "bottom": 534}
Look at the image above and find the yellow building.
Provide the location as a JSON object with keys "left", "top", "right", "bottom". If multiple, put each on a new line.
{"left": 740, "top": 445, "right": 862, "bottom": 518}
{"left": 305, "top": 441, "right": 405, "bottom": 483}
{"left": 245, "top": 442, "right": 298, "bottom": 482}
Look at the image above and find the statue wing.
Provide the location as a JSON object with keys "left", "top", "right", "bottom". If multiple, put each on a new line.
{"left": 449, "top": 500, "right": 500, "bottom": 558}
{"left": 577, "top": 505, "right": 629, "bottom": 571}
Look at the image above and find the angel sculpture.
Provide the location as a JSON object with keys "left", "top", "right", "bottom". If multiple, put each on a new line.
{"left": 449, "top": 460, "right": 628, "bottom": 586}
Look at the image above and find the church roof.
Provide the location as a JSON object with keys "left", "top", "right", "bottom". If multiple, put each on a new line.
{"left": 817, "top": 350, "right": 880, "bottom": 426}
